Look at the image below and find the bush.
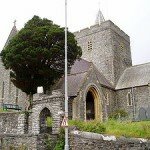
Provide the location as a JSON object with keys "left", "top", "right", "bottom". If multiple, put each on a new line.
{"left": 109, "top": 109, "right": 128, "bottom": 120}
{"left": 54, "top": 128, "right": 65, "bottom": 150}
{"left": 46, "top": 117, "right": 52, "bottom": 128}
{"left": 69, "top": 120, "right": 106, "bottom": 134}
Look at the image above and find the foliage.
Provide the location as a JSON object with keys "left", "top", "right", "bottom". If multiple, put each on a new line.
{"left": 9, "top": 144, "right": 27, "bottom": 150}
{"left": 54, "top": 128, "right": 65, "bottom": 150}
{"left": 1, "top": 15, "right": 82, "bottom": 95}
{"left": 109, "top": 109, "right": 128, "bottom": 120}
{"left": 69, "top": 120, "right": 150, "bottom": 139}
{"left": 0, "top": 108, "right": 11, "bottom": 113}
{"left": 69, "top": 120, "right": 106, "bottom": 134}
{"left": 44, "top": 134, "right": 54, "bottom": 150}
{"left": 46, "top": 116, "right": 52, "bottom": 128}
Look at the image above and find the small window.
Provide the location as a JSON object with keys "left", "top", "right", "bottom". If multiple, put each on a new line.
{"left": 1, "top": 82, "right": 4, "bottom": 100}
{"left": 88, "top": 41, "right": 92, "bottom": 51}
{"left": 127, "top": 92, "right": 132, "bottom": 106}
{"left": 16, "top": 88, "right": 19, "bottom": 104}
{"left": 9, "top": 78, "right": 11, "bottom": 95}
{"left": 106, "top": 93, "right": 109, "bottom": 105}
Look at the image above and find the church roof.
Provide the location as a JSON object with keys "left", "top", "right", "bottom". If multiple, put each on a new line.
{"left": 116, "top": 63, "right": 150, "bottom": 90}
{"left": 4, "top": 24, "right": 18, "bottom": 48}
{"left": 53, "top": 59, "right": 113, "bottom": 96}
{"left": 70, "top": 59, "right": 91, "bottom": 74}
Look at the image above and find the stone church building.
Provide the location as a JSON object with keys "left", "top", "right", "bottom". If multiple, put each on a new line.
{"left": 0, "top": 11, "right": 150, "bottom": 122}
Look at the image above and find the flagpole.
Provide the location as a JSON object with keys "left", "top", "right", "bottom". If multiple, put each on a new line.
{"left": 64, "top": 0, "right": 69, "bottom": 149}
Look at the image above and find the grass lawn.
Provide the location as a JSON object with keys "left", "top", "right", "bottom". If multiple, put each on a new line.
{"left": 69, "top": 120, "right": 150, "bottom": 139}
{"left": 0, "top": 108, "right": 18, "bottom": 113}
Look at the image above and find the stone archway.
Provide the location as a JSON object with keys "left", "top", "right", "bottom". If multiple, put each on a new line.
{"left": 85, "top": 86, "right": 102, "bottom": 121}
{"left": 39, "top": 107, "right": 52, "bottom": 133}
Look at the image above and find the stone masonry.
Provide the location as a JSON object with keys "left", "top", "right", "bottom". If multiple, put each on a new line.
{"left": 70, "top": 130, "right": 150, "bottom": 150}
{"left": 30, "top": 91, "right": 63, "bottom": 135}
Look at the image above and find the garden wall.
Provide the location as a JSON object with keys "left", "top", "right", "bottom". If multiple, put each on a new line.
{"left": 0, "top": 133, "right": 57, "bottom": 150}
{"left": 0, "top": 112, "right": 26, "bottom": 134}
{"left": 70, "top": 130, "right": 150, "bottom": 150}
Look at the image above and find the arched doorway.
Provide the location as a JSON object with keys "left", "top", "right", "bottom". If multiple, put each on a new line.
{"left": 86, "top": 91, "right": 95, "bottom": 120}
{"left": 39, "top": 107, "right": 52, "bottom": 133}
{"left": 86, "top": 87, "right": 102, "bottom": 121}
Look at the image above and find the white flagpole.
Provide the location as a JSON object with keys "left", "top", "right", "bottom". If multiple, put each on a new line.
{"left": 64, "top": 0, "right": 69, "bottom": 149}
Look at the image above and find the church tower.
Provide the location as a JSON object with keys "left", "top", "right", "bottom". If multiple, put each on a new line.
{"left": 4, "top": 20, "right": 18, "bottom": 48}
{"left": 0, "top": 21, "right": 26, "bottom": 109}
{"left": 74, "top": 10, "right": 132, "bottom": 86}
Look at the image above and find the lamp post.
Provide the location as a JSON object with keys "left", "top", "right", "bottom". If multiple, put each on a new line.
{"left": 64, "top": 0, "right": 69, "bottom": 149}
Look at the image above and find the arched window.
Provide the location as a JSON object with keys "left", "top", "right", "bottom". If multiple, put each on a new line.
{"left": 15, "top": 88, "right": 19, "bottom": 104}
{"left": 39, "top": 107, "right": 52, "bottom": 133}
{"left": 106, "top": 93, "right": 109, "bottom": 105}
{"left": 1, "top": 82, "right": 4, "bottom": 102}
{"left": 127, "top": 92, "right": 132, "bottom": 106}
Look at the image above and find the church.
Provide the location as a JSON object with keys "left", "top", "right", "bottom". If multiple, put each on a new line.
{"left": 0, "top": 10, "right": 150, "bottom": 122}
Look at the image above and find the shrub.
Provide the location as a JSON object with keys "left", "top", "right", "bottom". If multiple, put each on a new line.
{"left": 46, "top": 117, "right": 52, "bottom": 128}
{"left": 69, "top": 120, "right": 106, "bottom": 134}
{"left": 109, "top": 109, "right": 128, "bottom": 120}
{"left": 54, "top": 128, "right": 65, "bottom": 150}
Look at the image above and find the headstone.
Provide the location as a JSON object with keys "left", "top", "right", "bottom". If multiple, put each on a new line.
{"left": 146, "top": 106, "right": 150, "bottom": 120}
{"left": 138, "top": 107, "right": 147, "bottom": 121}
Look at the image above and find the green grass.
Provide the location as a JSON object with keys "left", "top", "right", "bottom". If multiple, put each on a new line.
{"left": 0, "top": 108, "right": 23, "bottom": 113}
{"left": 69, "top": 120, "right": 150, "bottom": 139}
{"left": 103, "top": 120, "right": 150, "bottom": 139}
{"left": 0, "top": 108, "right": 14, "bottom": 113}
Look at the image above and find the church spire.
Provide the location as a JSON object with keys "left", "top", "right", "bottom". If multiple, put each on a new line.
{"left": 95, "top": 4, "right": 105, "bottom": 25}
{"left": 4, "top": 20, "right": 18, "bottom": 48}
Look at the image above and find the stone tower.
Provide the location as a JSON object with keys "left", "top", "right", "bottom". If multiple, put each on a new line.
{"left": 0, "top": 22, "right": 26, "bottom": 109}
{"left": 74, "top": 12, "right": 132, "bottom": 86}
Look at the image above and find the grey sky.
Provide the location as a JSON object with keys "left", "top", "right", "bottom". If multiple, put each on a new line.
{"left": 0, "top": 0, "right": 150, "bottom": 65}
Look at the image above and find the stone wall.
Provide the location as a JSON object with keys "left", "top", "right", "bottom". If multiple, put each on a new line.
{"left": 0, "top": 133, "right": 57, "bottom": 150}
{"left": 30, "top": 92, "right": 63, "bottom": 134}
{"left": 0, "top": 112, "right": 26, "bottom": 134}
{"left": 0, "top": 57, "right": 26, "bottom": 110}
{"left": 74, "top": 20, "right": 132, "bottom": 86}
{"left": 71, "top": 66, "right": 115, "bottom": 121}
{"left": 70, "top": 130, "right": 150, "bottom": 150}
{"left": 116, "top": 85, "right": 150, "bottom": 120}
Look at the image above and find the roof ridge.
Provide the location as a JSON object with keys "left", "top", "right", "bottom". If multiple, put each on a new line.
{"left": 69, "top": 71, "right": 88, "bottom": 76}
{"left": 127, "top": 62, "right": 150, "bottom": 69}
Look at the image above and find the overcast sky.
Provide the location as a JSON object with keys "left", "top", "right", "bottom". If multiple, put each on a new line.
{"left": 0, "top": 0, "right": 150, "bottom": 65}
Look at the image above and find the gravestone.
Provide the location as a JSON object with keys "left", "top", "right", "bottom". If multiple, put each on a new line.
{"left": 146, "top": 106, "right": 150, "bottom": 120}
{"left": 138, "top": 107, "right": 147, "bottom": 121}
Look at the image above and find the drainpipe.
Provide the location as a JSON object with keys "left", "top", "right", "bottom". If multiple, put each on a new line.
{"left": 131, "top": 87, "right": 136, "bottom": 120}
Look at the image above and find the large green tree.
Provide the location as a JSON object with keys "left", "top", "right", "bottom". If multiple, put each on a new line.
{"left": 1, "top": 16, "right": 81, "bottom": 95}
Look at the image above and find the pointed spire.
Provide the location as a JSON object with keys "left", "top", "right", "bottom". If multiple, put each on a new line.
{"left": 13, "top": 20, "right": 16, "bottom": 27}
{"left": 95, "top": 1, "right": 105, "bottom": 25}
{"left": 95, "top": 9, "right": 105, "bottom": 25}
{"left": 4, "top": 20, "right": 18, "bottom": 48}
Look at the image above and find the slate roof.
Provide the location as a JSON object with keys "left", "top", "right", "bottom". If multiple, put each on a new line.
{"left": 116, "top": 62, "right": 150, "bottom": 90}
{"left": 70, "top": 59, "right": 92, "bottom": 74}
{"left": 54, "top": 72, "right": 88, "bottom": 96}
{"left": 93, "top": 66, "right": 114, "bottom": 89}
{"left": 54, "top": 59, "right": 113, "bottom": 96}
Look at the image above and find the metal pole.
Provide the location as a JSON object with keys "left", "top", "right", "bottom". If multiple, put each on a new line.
{"left": 64, "top": 0, "right": 69, "bottom": 149}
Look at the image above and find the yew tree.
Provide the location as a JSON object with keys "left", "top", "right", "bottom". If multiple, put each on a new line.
{"left": 1, "top": 16, "right": 81, "bottom": 95}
